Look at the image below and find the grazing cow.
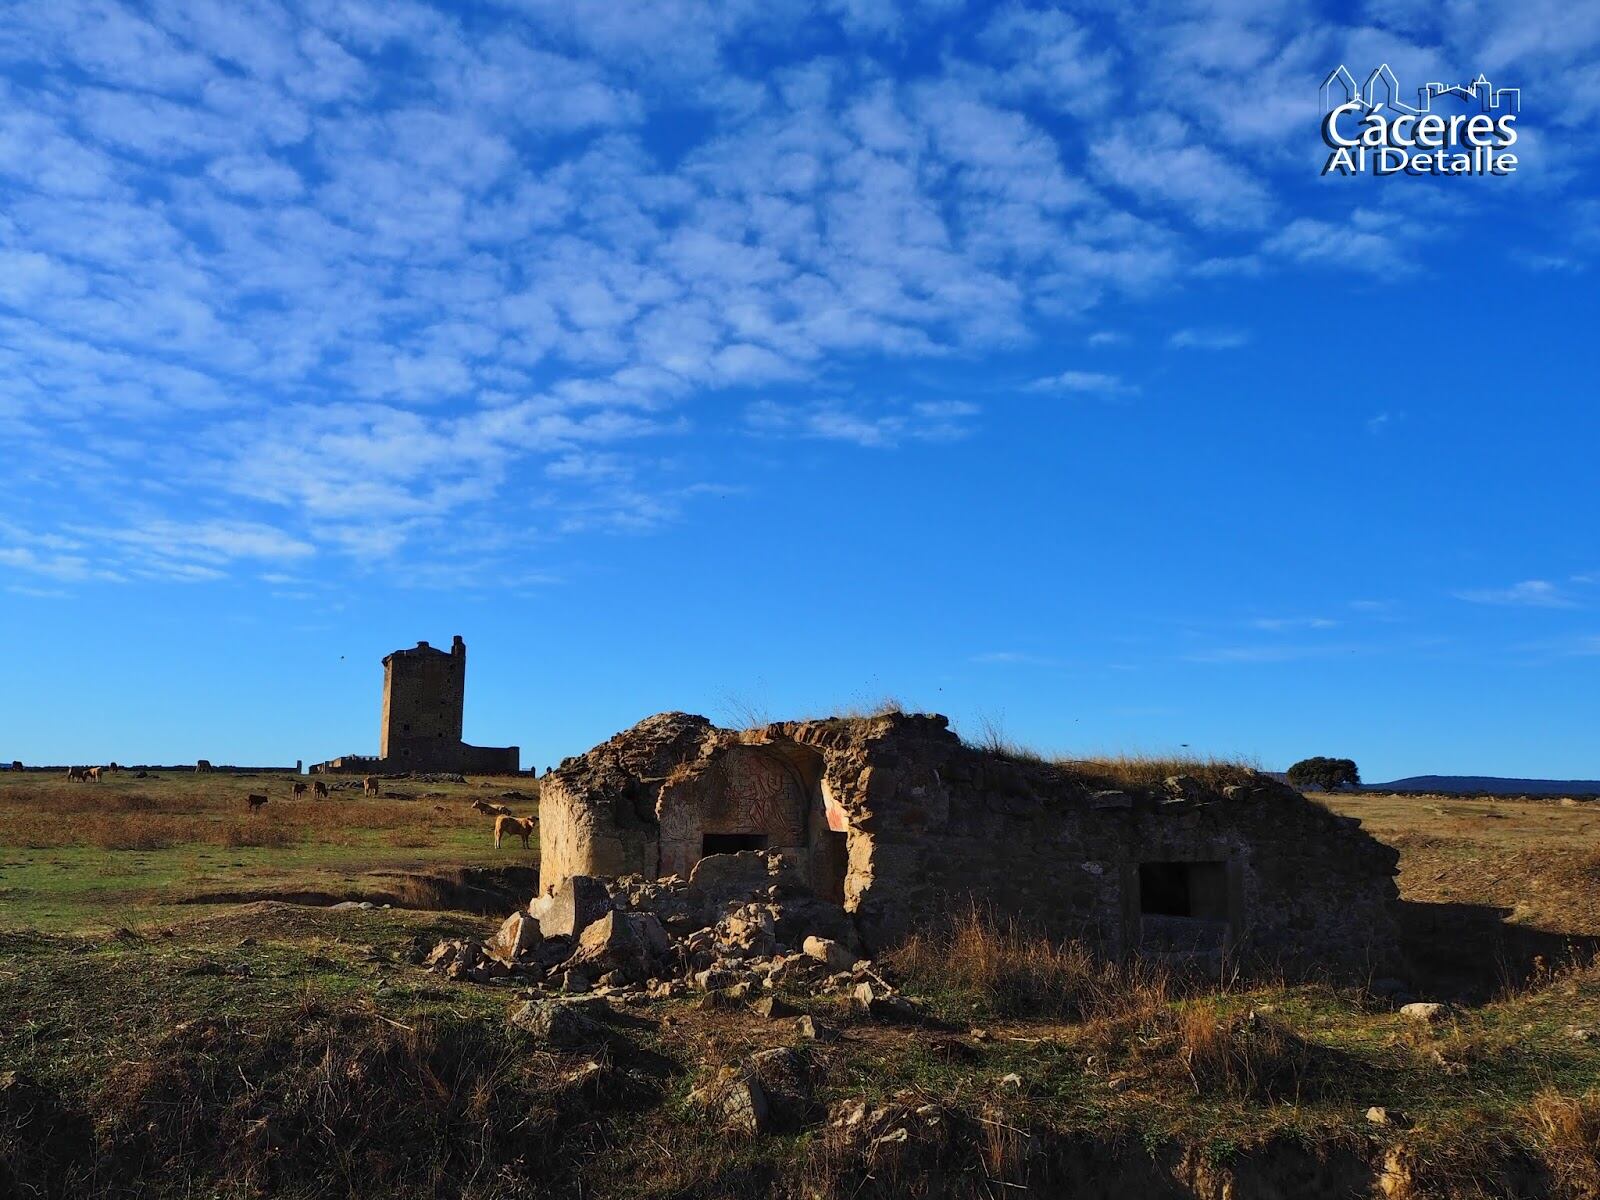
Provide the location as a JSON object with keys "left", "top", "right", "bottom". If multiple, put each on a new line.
{"left": 493, "top": 814, "right": 537, "bottom": 850}
{"left": 86, "top": 766, "right": 103, "bottom": 782}
{"left": 9, "top": 761, "right": 21, "bottom": 772}
{"left": 472, "top": 798, "right": 514, "bottom": 818}
{"left": 291, "top": 781, "right": 307, "bottom": 799}
{"left": 66, "top": 766, "right": 88, "bottom": 781}
{"left": 312, "top": 780, "right": 329, "bottom": 798}
{"left": 362, "top": 776, "right": 380, "bottom": 797}
{"left": 196, "top": 759, "right": 213, "bottom": 773}
{"left": 247, "top": 794, "right": 269, "bottom": 813}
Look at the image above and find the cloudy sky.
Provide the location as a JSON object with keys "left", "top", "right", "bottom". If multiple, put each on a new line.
{"left": 3, "top": 0, "right": 1598, "bottom": 777}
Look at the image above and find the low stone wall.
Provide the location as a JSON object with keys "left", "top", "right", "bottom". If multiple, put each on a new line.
{"left": 538, "top": 712, "right": 1401, "bottom": 975}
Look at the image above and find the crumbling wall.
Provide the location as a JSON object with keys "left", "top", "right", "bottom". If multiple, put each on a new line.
{"left": 537, "top": 711, "right": 1401, "bottom": 974}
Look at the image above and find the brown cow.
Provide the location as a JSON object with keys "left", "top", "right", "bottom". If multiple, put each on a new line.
{"left": 312, "top": 780, "right": 329, "bottom": 798}
{"left": 472, "top": 798, "right": 514, "bottom": 818}
{"left": 362, "top": 776, "right": 380, "bottom": 797}
{"left": 493, "top": 814, "right": 537, "bottom": 850}
{"left": 291, "top": 781, "right": 307, "bottom": 799}
{"left": 247, "top": 794, "right": 269, "bottom": 813}
{"left": 195, "top": 759, "right": 213, "bottom": 773}
{"left": 86, "top": 766, "right": 103, "bottom": 782}
{"left": 9, "top": 761, "right": 21, "bottom": 772}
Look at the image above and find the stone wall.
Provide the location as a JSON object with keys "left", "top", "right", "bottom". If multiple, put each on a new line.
{"left": 538, "top": 711, "right": 1401, "bottom": 975}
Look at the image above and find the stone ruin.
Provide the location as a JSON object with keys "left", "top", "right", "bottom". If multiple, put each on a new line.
{"left": 423, "top": 712, "right": 1400, "bottom": 1059}
{"left": 527, "top": 710, "right": 1402, "bottom": 973}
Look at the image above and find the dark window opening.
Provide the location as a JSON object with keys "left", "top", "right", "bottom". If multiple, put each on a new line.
{"left": 1139, "top": 861, "right": 1229, "bottom": 920}
{"left": 701, "top": 833, "right": 769, "bottom": 857}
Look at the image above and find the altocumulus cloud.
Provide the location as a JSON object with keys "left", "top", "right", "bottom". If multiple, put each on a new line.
{"left": 1, "top": 0, "right": 1598, "bottom": 587}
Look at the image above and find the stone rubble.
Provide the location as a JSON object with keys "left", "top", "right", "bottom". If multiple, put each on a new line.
{"left": 424, "top": 849, "right": 924, "bottom": 1025}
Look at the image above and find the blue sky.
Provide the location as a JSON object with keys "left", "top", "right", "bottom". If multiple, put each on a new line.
{"left": 2, "top": 0, "right": 1598, "bottom": 780}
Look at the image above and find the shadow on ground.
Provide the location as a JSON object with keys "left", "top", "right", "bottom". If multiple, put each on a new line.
{"left": 1399, "top": 898, "right": 1600, "bottom": 1003}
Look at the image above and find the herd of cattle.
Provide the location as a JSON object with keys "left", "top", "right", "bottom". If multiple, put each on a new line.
{"left": 49, "top": 762, "right": 539, "bottom": 851}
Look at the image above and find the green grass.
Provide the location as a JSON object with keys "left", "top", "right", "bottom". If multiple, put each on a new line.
{"left": 9, "top": 772, "right": 1600, "bottom": 1197}
{"left": 0, "top": 770, "right": 538, "bottom": 931}
{"left": 6, "top": 906, "right": 1600, "bottom": 1197}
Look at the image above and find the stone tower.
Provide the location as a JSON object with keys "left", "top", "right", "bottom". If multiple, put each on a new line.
{"left": 311, "top": 634, "right": 518, "bottom": 775}
{"left": 380, "top": 635, "right": 467, "bottom": 761}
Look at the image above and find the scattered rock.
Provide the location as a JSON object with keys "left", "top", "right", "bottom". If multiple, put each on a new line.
{"left": 751, "top": 994, "right": 797, "bottom": 1019}
{"left": 851, "top": 981, "right": 921, "bottom": 1022}
{"left": 1400, "top": 1002, "right": 1447, "bottom": 1023}
{"left": 795, "top": 1014, "right": 838, "bottom": 1042}
{"left": 803, "top": 936, "right": 855, "bottom": 973}
{"left": 510, "top": 998, "right": 607, "bottom": 1047}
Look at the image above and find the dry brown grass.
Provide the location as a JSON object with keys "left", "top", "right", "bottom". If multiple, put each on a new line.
{"left": 889, "top": 904, "right": 1169, "bottom": 1021}
{"left": 1528, "top": 1089, "right": 1600, "bottom": 1198}
{"left": 1055, "top": 752, "right": 1262, "bottom": 791}
{"left": 0, "top": 781, "right": 488, "bottom": 851}
{"left": 1163, "top": 1005, "right": 1322, "bottom": 1101}
{"left": 959, "top": 720, "right": 1259, "bottom": 788}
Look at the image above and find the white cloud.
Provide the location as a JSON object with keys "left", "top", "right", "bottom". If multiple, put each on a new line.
{"left": 1090, "top": 112, "right": 1273, "bottom": 230}
{"left": 1168, "top": 328, "right": 1250, "bottom": 350}
{"left": 1026, "top": 370, "right": 1136, "bottom": 395}
{"left": 1248, "top": 616, "right": 1339, "bottom": 631}
{"left": 745, "top": 396, "right": 975, "bottom": 447}
{"left": 1454, "top": 580, "right": 1579, "bottom": 609}
{"left": 1, "top": 0, "right": 1595, "bottom": 588}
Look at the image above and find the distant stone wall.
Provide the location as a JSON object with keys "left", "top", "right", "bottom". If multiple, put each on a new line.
{"left": 538, "top": 712, "right": 1401, "bottom": 976}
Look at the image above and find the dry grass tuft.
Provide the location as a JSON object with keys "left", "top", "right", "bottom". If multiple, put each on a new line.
{"left": 92, "top": 1005, "right": 579, "bottom": 1197}
{"left": 889, "top": 904, "right": 1168, "bottom": 1021}
{"left": 825, "top": 696, "right": 907, "bottom": 721}
{"left": 1164, "top": 1005, "right": 1320, "bottom": 1102}
{"left": 1055, "top": 752, "right": 1262, "bottom": 791}
{"left": 957, "top": 720, "right": 1259, "bottom": 787}
{"left": 1528, "top": 1089, "right": 1600, "bottom": 1198}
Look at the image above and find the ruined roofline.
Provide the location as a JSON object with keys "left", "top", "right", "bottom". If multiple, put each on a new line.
{"left": 559, "top": 709, "right": 1273, "bottom": 800}
{"left": 381, "top": 635, "right": 464, "bottom": 666}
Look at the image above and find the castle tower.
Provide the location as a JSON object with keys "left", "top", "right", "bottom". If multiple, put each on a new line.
{"left": 379, "top": 635, "right": 467, "bottom": 761}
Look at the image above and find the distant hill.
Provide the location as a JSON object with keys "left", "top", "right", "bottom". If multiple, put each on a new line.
{"left": 1366, "top": 775, "right": 1600, "bottom": 797}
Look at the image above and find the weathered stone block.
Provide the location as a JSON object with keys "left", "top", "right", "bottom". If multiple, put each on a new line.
{"left": 535, "top": 875, "right": 612, "bottom": 939}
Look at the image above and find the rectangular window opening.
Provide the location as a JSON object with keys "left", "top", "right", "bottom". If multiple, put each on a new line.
{"left": 1138, "top": 861, "right": 1229, "bottom": 920}
{"left": 701, "top": 833, "right": 769, "bottom": 857}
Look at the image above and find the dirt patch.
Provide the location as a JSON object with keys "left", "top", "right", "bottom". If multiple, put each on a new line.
{"left": 176, "top": 865, "right": 538, "bottom": 915}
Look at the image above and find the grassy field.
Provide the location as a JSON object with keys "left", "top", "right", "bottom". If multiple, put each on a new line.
{"left": 4, "top": 776, "right": 1600, "bottom": 1198}
{"left": 0, "top": 769, "right": 539, "bottom": 930}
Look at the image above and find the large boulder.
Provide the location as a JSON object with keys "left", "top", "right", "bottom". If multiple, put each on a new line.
{"left": 566, "top": 910, "right": 669, "bottom": 982}
{"left": 803, "top": 936, "right": 856, "bottom": 974}
{"left": 511, "top": 998, "right": 608, "bottom": 1047}
{"left": 687, "top": 852, "right": 771, "bottom": 903}
{"left": 533, "top": 875, "right": 613, "bottom": 939}
{"left": 487, "top": 912, "right": 542, "bottom": 962}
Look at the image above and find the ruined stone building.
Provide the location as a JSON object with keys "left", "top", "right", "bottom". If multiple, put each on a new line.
{"left": 311, "top": 636, "right": 519, "bottom": 775}
{"left": 538, "top": 711, "right": 1400, "bottom": 971}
